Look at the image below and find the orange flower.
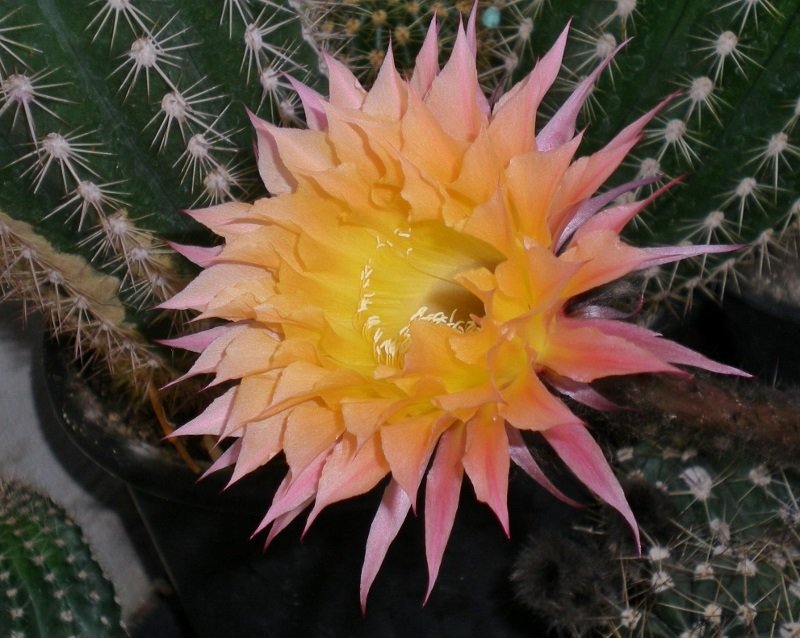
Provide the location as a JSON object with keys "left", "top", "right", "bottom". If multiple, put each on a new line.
{"left": 163, "top": 12, "right": 745, "bottom": 608}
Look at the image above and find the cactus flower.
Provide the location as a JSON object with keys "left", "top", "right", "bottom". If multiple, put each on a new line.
{"left": 162, "top": 11, "right": 746, "bottom": 608}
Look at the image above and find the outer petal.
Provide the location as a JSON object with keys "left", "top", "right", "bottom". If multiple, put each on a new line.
{"left": 490, "top": 23, "right": 569, "bottom": 162}
{"left": 569, "top": 318, "right": 751, "bottom": 377}
{"left": 541, "top": 323, "right": 682, "bottom": 382}
{"left": 362, "top": 46, "right": 407, "bottom": 119}
{"left": 168, "top": 242, "right": 221, "bottom": 267}
{"left": 424, "top": 423, "right": 466, "bottom": 603}
{"left": 542, "top": 422, "right": 640, "bottom": 551}
{"left": 409, "top": 17, "right": 439, "bottom": 97}
{"left": 537, "top": 39, "right": 626, "bottom": 151}
{"left": 323, "top": 51, "right": 367, "bottom": 110}
{"left": 424, "top": 23, "right": 486, "bottom": 141}
{"left": 506, "top": 425, "right": 581, "bottom": 507}
{"left": 170, "top": 387, "right": 235, "bottom": 438}
{"left": 287, "top": 76, "right": 328, "bottom": 130}
{"left": 253, "top": 449, "right": 329, "bottom": 536}
{"left": 462, "top": 411, "right": 510, "bottom": 535}
{"left": 360, "top": 479, "right": 412, "bottom": 612}
{"left": 304, "top": 434, "right": 389, "bottom": 532}
{"left": 157, "top": 264, "right": 267, "bottom": 311}
{"left": 381, "top": 415, "right": 439, "bottom": 506}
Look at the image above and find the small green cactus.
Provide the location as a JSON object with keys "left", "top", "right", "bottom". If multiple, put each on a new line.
{"left": 0, "top": 0, "right": 320, "bottom": 403}
{"left": 0, "top": 480, "right": 125, "bottom": 638}
{"left": 607, "top": 444, "right": 800, "bottom": 637}
{"left": 512, "top": 444, "right": 800, "bottom": 637}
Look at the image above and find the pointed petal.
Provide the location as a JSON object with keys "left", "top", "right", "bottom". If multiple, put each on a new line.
{"left": 170, "top": 388, "right": 235, "bottom": 438}
{"left": 184, "top": 201, "right": 254, "bottom": 234}
{"left": 537, "top": 40, "right": 627, "bottom": 151}
{"left": 555, "top": 175, "right": 664, "bottom": 251}
{"left": 360, "top": 479, "right": 412, "bottom": 612}
{"left": 572, "top": 318, "right": 751, "bottom": 377}
{"left": 287, "top": 75, "right": 328, "bottom": 130}
{"left": 542, "top": 422, "right": 639, "bottom": 551}
{"left": 544, "top": 372, "right": 620, "bottom": 411}
{"left": 410, "top": 17, "right": 439, "bottom": 97}
{"left": 228, "top": 413, "right": 286, "bottom": 484}
{"left": 250, "top": 112, "right": 335, "bottom": 177}
{"left": 363, "top": 46, "right": 406, "bottom": 119}
{"left": 168, "top": 242, "right": 222, "bottom": 267}
{"left": 282, "top": 404, "right": 343, "bottom": 476}
{"left": 506, "top": 425, "right": 582, "bottom": 507}
{"left": 247, "top": 109, "right": 295, "bottom": 194}
{"left": 304, "top": 435, "right": 388, "bottom": 532}
{"left": 159, "top": 263, "right": 266, "bottom": 311}
{"left": 424, "top": 423, "right": 465, "bottom": 602}
{"left": 381, "top": 415, "right": 438, "bottom": 507}
{"left": 323, "top": 51, "right": 367, "bottom": 110}
{"left": 263, "top": 496, "right": 314, "bottom": 550}
{"left": 200, "top": 439, "right": 242, "bottom": 479}
{"left": 462, "top": 412, "right": 510, "bottom": 535}
{"left": 489, "top": 23, "right": 569, "bottom": 162}
{"left": 424, "top": 22, "right": 487, "bottom": 141}
{"left": 253, "top": 448, "right": 329, "bottom": 536}
{"left": 466, "top": 2, "right": 478, "bottom": 54}
{"left": 541, "top": 322, "right": 681, "bottom": 382}
{"left": 636, "top": 243, "right": 742, "bottom": 270}
{"left": 157, "top": 325, "right": 234, "bottom": 354}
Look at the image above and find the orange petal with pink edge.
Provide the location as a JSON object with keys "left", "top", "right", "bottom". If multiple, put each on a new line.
{"left": 157, "top": 263, "right": 267, "bottom": 311}
{"left": 541, "top": 322, "right": 681, "bottom": 382}
{"left": 424, "top": 423, "right": 465, "bottom": 602}
{"left": 424, "top": 23, "right": 486, "bottom": 141}
{"left": 224, "top": 372, "right": 280, "bottom": 436}
{"left": 169, "top": 387, "right": 235, "bottom": 438}
{"left": 381, "top": 415, "right": 440, "bottom": 505}
{"left": 401, "top": 90, "right": 465, "bottom": 185}
{"left": 282, "top": 404, "right": 342, "bottom": 475}
{"left": 213, "top": 328, "right": 281, "bottom": 385}
{"left": 409, "top": 17, "right": 439, "bottom": 97}
{"left": 462, "top": 411, "right": 510, "bottom": 535}
{"left": 363, "top": 46, "right": 407, "bottom": 119}
{"left": 304, "top": 434, "right": 389, "bottom": 532}
{"left": 543, "top": 422, "right": 639, "bottom": 551}
{"left": 184, "top": 201, "right": 254, "bottom": 233}
{"left": 287, "top": 76, "right": 327, "bottom": 131}
{"left": 504, "top": 134, "right": 582, "bottom": 244}
{"left": 323, "top": 51, "right": 367, "bottom": 110}
{"left": 360, "top": 480, "right": 411, "bottom": 612}
{"left": 490, "top": 23, "right": 569, "bottom": 162}
{"left": 229, "top": 413, "right": 286, "bottom": 483}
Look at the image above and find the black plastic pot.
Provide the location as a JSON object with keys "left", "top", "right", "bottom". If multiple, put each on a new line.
{"left": 42, "top": 338, "right": 574, "bottom": 637}
{"left": 720, "top": 285, "right": 800, "bottom": 386}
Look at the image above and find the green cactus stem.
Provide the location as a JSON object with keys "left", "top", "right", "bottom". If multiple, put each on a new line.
{"left": 0, "top": 480, "right": 125, "bottom": 638}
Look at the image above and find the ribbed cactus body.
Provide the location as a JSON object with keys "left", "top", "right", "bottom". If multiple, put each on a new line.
{"left": 608, "top": 445, "right": 800, "bottom": 637}
{"left": 0, "top": 0, "right": 318, "bottom": 394}
{"left": 512, "top": 444, "right": 800, "bottom": 636}
{"left": 0, "top": 480, "right": 124, "bottom": 638}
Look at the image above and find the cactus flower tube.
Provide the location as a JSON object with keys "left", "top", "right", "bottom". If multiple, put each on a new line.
{"left": 163, "top": 12, "right": 747, "bottom": 608}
